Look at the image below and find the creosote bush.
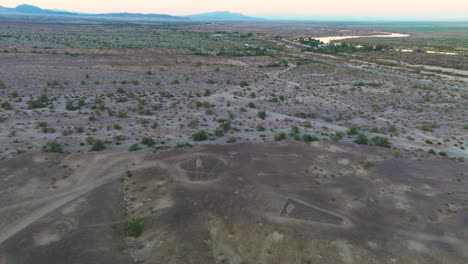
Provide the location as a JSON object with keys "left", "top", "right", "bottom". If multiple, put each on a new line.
{"left": 192, "top": 130, "right": 208, "bottom": 141}
{"left": 123, "top": 217, "right": 144, "bottom": 237}
{"left": 43, "top": 141, "right": 63, "bottom": 153}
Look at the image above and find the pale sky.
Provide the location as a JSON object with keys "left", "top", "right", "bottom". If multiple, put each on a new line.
{"left": 1, "top": 0, "right": 468, "bottom": 19}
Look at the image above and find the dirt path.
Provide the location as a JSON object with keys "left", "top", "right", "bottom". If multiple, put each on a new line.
{"left": 0, "top": 152, "right": 140, "bottom": 245}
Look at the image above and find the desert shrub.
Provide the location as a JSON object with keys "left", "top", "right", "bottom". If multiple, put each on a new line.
{"left": 354, "top": 132, "right": 369, "bottom": 145}
{"left": 303, "top": 121, "right": 312, "bottom": 128}
{"left": 27, "top": 99, "right": 45, "bottom": 109}
{"left": 371, "top": 104, "right": 380, "bottom": 112}
{"left": 218, "top": 121, "right": 231, "bottom": 132}
{"left": 141, "top": 137, "right": 155, "bottom": 146}
{"left": 204, "top": 89, "right": 212, "bottom": 96}
{"left": 347, "top": 126, "right": 359, "bottom": 135}
{"left": 239, "top": 81, "right": 249, "bottom": 87}
{"left": 43, "top": 141, "right": 63, "bottom": 153}
{"left": 88, "top": 138, "right": 105, "bottom": 151}
{"left": 192, "top": 130, "right": 208, "bottom": 141}
{"left": 370, "top": 136, "right": 391, "bottom": 148}
{"left": 1, "top": 100, "right": 12, "bottom": 110}
{"left": 37, "top": 122, "right": 56, "bottom": 133}
{"left": 247, "top": 102, "right": 256, "bottom": 109}
{"left": 302, "top": 134, "right": 319, "bottom": 142}
{"left": 0, "top": 80, "right": 5, "bottom": 89}
{"left": 123, "top": 217, "right": 144, "bottom": 237}
{"left": 77, "top": 98, "right": 86, "bottom": 107}
{"left": 256, "top": 124, "right": 265, "bottom": 131}
{"left": 65, "top": 101, "right": 77, "bottom": 111}
{"left": 289, "top": 126, "right": 300, "bottom": 137}
{"left": 296, "top": 112, "right": 308, "bottom": 118}
{"left": 28, "top": 93, "right": 49, "bottom": 109}
{"left": 392, "top": 149, "right": 401, "bottom": 158}
{"left": 214, "top": 128, "right": 225, "bottom": 137}
{"left": 359, "top": 160, "right": 376, "bottom": 169}
{"left": 331, "top": 132, "right": 344, "bottom": 141}
{"left": 41, "top": 126, "right": 56, "bottom": 133}
{"left": 388, "top": 125, "right": 398, "bottom": 134}
{"left": 116, "top": 96, "right": 128, "bottom": 103}
{"left": 227, "top": 136, "right": 237, "bottom": 143}
{"left": 420, "top": 121, "right": 439, "bottom": 132}
{"left": 189, "top": 118, "right": 200, "bottom": 129}
{"left": 128, "top": 144, "right": 141, "bottom": 152}
{"left": 138, "top": 118, "right": 149, "bottom": 125}
{"left": 176, "top": 142, "right": 192, "bottom": 148}
{"left": 274, "top": 132, "right": 287, "bottom": 141}
{"left": 257, "top": 110, "right": 266, "bottom": 120}
{"left": 117, "top": 110, "right": 128, "bottom": 118}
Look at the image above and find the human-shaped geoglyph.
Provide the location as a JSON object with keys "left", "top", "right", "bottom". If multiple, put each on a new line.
{"left": 195, "top": 156, "right": 205, "bottom": 179}
{"left": 285, "top": 203, "right": 295, "bottom": 217}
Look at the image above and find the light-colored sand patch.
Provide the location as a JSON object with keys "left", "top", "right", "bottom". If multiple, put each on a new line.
{"left": 332, "top": 240, "right": 354, "bottom": 264}
{"left": 153, "top": 195, "right": 174, "bottom": 211}
{"left": 33, "top": 229, "right": 61, "bottom": 246}
{"left": 270, "top": 231, "right": 284, "bottom": 242}
{"left": 337, "top": 158, "right": 351, "bottom": 166}
{"left": 407, "top": 240, "right": 428, "bottom": 253}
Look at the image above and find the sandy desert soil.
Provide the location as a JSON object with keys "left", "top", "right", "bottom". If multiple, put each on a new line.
{"left": 0, "top": 142, "right": 467, "bottom": 264}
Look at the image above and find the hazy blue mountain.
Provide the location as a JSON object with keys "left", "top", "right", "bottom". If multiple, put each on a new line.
{"left": 0, "top": 4, "right": 185, "bottom": 20}
{"left": 0, "top": 4, "right": 265, "bottom": 21}
{"left": 0, "top": 4, "right": 76, "bottom": 16}
{"left": 188, "top": 11, "right": 263, "bottom": 21}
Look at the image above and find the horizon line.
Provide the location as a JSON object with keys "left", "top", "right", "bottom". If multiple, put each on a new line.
{"left": 1, "top": 3, "right": 467, "bottom": 22}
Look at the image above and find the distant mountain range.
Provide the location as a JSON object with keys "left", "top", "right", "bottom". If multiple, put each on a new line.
{"left": 0, "top": 4, "right": 262, "bottom": 21}
{"left": 187, "top": 11, "right": 263, "bottom": 21}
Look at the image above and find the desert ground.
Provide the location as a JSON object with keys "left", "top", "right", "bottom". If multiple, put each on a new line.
{"left": 0, "top": 17, "right": 467, "bottom": 263}
{"left": 1, "top": 142, "right": 467, "bottom": 264}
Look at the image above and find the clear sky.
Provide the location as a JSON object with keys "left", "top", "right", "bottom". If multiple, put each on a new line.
{"left": 1, "top": 0, "right": 467, "bottom": 20}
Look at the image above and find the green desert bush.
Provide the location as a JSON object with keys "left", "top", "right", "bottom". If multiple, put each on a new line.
{"left": 128, "top": 144, "right": 141, "bottom": 151}
{"left": 192, "top": 130, "right": 208, "bottom": 141}
{"left": 87, "top": 137, "right": 105, "bottom": 151}
{"left": 274, "top": 132, "right": 287, "bottom": 141}
{"left": 43, "top": 141, "right": 63, "bottom": 153}
{"left": 302, "top": 134, "right": 319, "bottom": 142}
{"left": 370, "top": 136, "right": 391, "bottom": 148}
{"left": 123, "top": 217, "right": 144, "bottom": 237}
{"left": 141, "top": 137, "right": 155, "bottom": 146}
{"left": 257, "top": 110, "right": 266, "bottom": 120}
{"left": 227, "top": 136, "right": 237, "bottom": 143}
{"left": 354, "top": 132, "right": 369, "bottom": 145}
